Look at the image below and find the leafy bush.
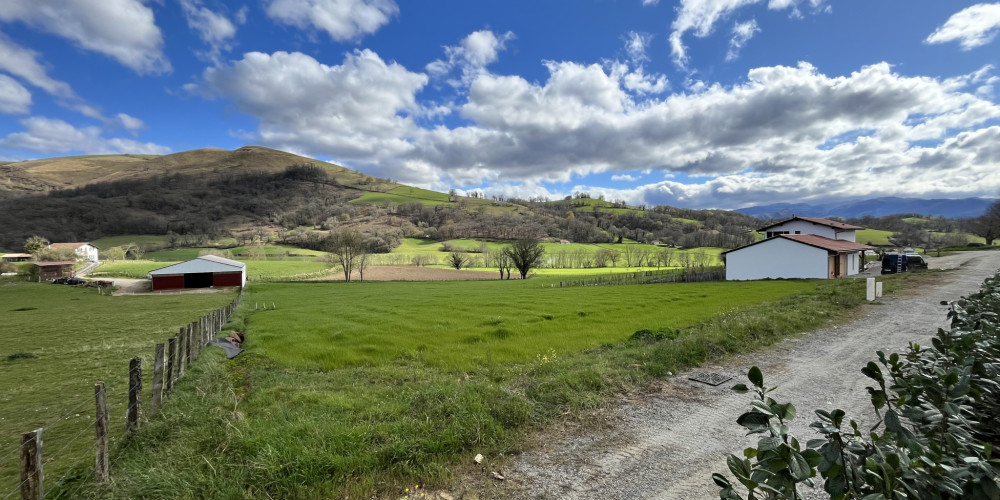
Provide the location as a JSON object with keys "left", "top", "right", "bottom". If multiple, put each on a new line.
{"left": 630, "top": 327, "right": 681, "bottom": 341}
{"left": 716, "top": 271, "right": 1000, "bottom": 499}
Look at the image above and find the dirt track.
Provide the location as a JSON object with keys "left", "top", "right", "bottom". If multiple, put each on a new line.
{"left": 502, "top": 251, "right": 1000, "bottom": 500}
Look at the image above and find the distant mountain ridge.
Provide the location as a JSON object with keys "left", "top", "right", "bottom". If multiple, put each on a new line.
{"left": 735, "top": 197, "right": 996, "bottom": 219}
{"left": 736, "top": 197, "right": 995, "bottom": 220}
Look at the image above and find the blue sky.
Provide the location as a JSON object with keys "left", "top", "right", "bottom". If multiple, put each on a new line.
{"left": 1, "top": 0, "right": 999, "bottom": 209}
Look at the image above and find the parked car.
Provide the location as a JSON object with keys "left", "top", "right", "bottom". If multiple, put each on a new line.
{"left": 50, "top": 277, "right": 87, "bottom": 285}
{"left": 906, "top": 254, "right": 928, "bottom": 270}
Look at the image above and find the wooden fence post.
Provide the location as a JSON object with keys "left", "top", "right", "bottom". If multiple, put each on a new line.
{"left": 151, "top": 344, "right": 165, "bottom": 414}
{"left": 176, "top": 328, "right": 186, "bottom": 378}
{"left": 189, "top": 323, "right": 198, "bottom": 362}
{"left": 185, "top": 324, "right": 192, "bottom": 367}
{"left": 126, "top": 357, "right": 142, "bottom": 434}
{"left": 166, "top": 336, "right": 176, "bottom": 393}
{"left": 20, "top": 428, "right": 43, "bottom": 500}
{"left": 94, "top": 383, "right": 109, "bottom": 483}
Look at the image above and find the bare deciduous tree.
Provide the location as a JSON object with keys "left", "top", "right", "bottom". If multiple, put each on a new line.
{"left": 503, "top": 239, "right": 545, "bottom": 279}
{"left": 447, "top": 252, "right": 468, "bottom": 270}
{"left": 324, "top": 229, "right": 365, "bottom": 282}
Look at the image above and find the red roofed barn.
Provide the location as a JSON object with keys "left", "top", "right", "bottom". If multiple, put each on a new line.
{"left": 148, "top": 255, "right": 246, "bottom": 291}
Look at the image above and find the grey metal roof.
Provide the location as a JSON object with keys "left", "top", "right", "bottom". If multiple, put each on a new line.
{"left": 149, "top": 255, "right": 246, "bottom": 276}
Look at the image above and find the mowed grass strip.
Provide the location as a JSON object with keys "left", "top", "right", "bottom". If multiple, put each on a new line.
{"left": 247, "top": 279, "right": 814, "bottom": 371}
{"left": 0, "top": 282, "right": 237, "bottom": 492}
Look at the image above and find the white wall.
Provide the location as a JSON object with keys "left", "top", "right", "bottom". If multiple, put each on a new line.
{"left": 847, "top": 252, "right": 861, "bottom": 275}
{"left": 726, "top": 238, "right": 829, "bottom": 280}
{"left": 765, "top": 220, "right": 856, "bottom": 241}
{"left": 77, "top": 244, "right": 99, "bottom": 261}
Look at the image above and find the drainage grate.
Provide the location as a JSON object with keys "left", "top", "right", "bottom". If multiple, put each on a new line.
{"left": 688, "top": 372, "right": 732, "bottom": 386}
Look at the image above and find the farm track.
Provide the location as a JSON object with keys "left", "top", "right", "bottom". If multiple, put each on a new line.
{"left": 501, "top": 251, "right": 1000, "bottom": 500}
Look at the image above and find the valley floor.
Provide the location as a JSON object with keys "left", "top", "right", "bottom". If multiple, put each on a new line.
{"left": 493, "top": 251, "right": 1000, "bottom": 500}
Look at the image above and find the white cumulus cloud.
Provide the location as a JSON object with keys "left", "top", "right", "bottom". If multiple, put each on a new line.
{"left": 189, "top": 49, "right": 426, "bottom": 169}
{"left": 0, "top": 74, "right": 31, "bottom": 114}
{"left": 180, "top": 0, "right": 242, "bottom": 63}
{"left": 669, "top": 0, "right": 825, "bottom": 68}
{"left": 726, "top": 19, "right": 760, "bottom": 61}
{"left": 427, "top": 30, "right": 516, "bottom": 86}
{"left": 188, "top": 43, "right": 1000, "bottom": 208}
{"left": 0, "top": 117, "right": 171, "bottom": 155}
{"left": 0, "top": 0, "right": 170, "bottom": 74}
{"left": 926, "top": 3, "right": 1000, "bottom": 50}
{"left": 265, "top": 0, "right": 398, "bottom": 41}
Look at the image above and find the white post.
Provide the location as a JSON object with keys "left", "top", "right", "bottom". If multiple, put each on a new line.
{"left": 875, "top": 281, "right": 883, "bottom": 298}
{"left": 866, "top": 277, "right": 876, "bottom": 301}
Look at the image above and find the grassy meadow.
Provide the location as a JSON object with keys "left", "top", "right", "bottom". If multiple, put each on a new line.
{"left": 90, "top": 259, "right": 331, "bottom": 280}
{"left": 58, "top": 272, "right": 927, "bottom": 499}
{"left": 246, "top": 279, "right": 814, "bottom": 371}
{"left": 0, "top": 282, "right": 237, "bottom": 495}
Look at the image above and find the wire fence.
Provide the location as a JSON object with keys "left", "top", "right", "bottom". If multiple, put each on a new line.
{"left": 0, "top": 289, "right": 243, "bottom": 500}
{"left": 543, "top": 266, "right": 725, "bottom": 288}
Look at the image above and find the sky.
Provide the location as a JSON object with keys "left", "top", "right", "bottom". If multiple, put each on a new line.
{"left": 1, "top": 0, "right": 999, "bottom": 210}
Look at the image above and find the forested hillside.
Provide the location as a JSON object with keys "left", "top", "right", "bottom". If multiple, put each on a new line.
{"left": 0, "top": 147, "right": 762, "bottom": 252}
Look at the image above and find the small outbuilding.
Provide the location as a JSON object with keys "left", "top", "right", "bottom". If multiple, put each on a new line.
{"left": 148, "top": 255, "right": 246, "bottom": 291}
{"left": 724, "top": 234, "right": 873, "bottom": 280}
{"left": 33, "top": 261, "right": 76, "bottom": 280}
{"left": 2, "top": 253, "right": 33, "bottom": 262}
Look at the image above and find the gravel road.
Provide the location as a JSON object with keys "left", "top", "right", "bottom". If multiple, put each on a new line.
{"left": 504, "top": 251, "right": 1000, "bottom": 500}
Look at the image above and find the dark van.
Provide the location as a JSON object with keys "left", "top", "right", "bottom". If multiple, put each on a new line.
{"left": 881, "top": 253, "right": 908, "bottom": 274}
{"left": 882, "top": 253, "right": 928, "bottom": 274}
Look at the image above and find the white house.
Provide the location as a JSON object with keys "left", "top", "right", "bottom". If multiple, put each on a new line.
{"left": 724, "top": 234, "right": 873, "bottom": 280}
{"left": 757, "top": 216, "right": 862, "bottom": 242}
{"left": 49, "top": 242, "right": 100, "bottom": 262}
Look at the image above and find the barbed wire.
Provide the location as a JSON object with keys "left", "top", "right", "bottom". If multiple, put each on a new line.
{"left": 44, "top": 440, "right": 97, "bottom": 498}
{"left": 44, "top": 423, "right": 97, "bottom": 464}
{"left": 1, "top": 475, "right": 31, "bottom": 500}
{"left": 1, "top": 295, "right": 245, "bottom": 499}
{"left": 53, "top": 397, "right": 95, "bottom": 423}
{"left": 0, "top": 440, "right": 26, "bottom": 466}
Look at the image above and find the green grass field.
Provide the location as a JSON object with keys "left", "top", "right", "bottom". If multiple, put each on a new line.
{"left": 146, "top": 245, "right": 327, "bottom": 262}
{"left": 0, "top": 282, "right": 237, "bottom": 494}
{"left": 386, "top": 238, "right": 723, "bottom": 269}
{"left": 90, "top": 259, "right": 331, "bottom": 280}
{"left": 855, "top": 228, "right": 893, "bottom": 246}
{"left": 247, "top": 279, "right": 814, "bottom": 371}
{"left": 90, "top": 235, "right": 171, "bottom": 251}
{"left": 65, "top": 273, "right": 911, "bottom": 499}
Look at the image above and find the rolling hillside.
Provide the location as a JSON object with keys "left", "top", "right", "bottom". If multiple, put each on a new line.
{"left": 0, "top": 146, "right": 758, "bottom": 253}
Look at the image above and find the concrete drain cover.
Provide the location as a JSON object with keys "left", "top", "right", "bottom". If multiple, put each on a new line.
{"left": 689, "top": 372, "right": 732, "bottom": 386}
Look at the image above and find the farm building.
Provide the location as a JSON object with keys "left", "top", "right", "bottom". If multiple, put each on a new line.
{"left": 49, "top": 242, "right": 100, "bottom": 262}
{"left": 1, "top": 253, "right": 32, "bottom": 262}
{"left": 33, "top": 261, "right": 75, "bottom": 280}
{"left": 724, "top": 234, "right": 873, "bottom": 280}
{"left": 148, "top": 255, "right": 246, "bottom": 291}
